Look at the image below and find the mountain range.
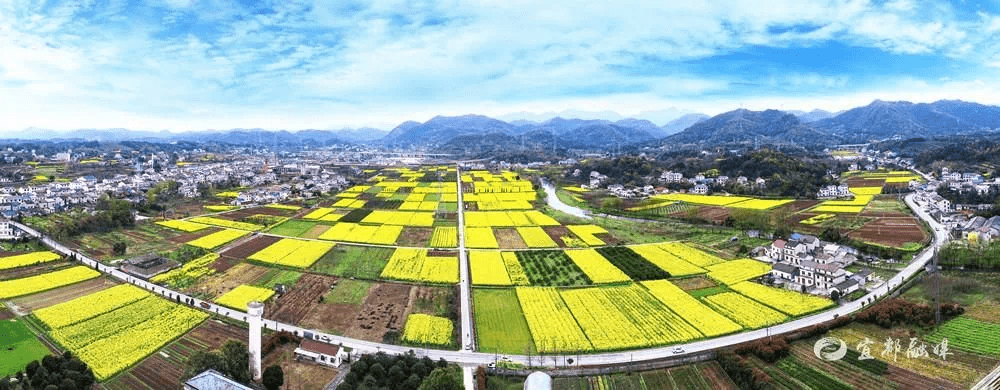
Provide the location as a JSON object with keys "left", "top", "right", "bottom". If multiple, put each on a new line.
{"left": 5, "top": 100, "right": 1000, "bottom": 150}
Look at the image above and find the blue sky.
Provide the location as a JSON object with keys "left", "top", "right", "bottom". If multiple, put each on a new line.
{"left": 3, "top": 0, "right": 1000, "bottom": 131}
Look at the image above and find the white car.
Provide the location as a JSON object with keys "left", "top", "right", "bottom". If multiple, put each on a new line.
{"left": 672, "top": 347, "right": 685, "bottom": 354}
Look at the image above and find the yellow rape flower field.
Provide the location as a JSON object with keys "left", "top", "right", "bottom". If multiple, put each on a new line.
{"left": 189, "top": 216, "right": 263, "bottom": 231}
{"left": 186, "top": 229, "right": 249, "bottom": 249}
{"left": 516, "top": 287, "right": 593, "bottom": 353}
{"left": 0, "top": 266, "right": 100, "bottom": 299}
{"left": 465, "top": 227, "right": 499, "bottom": 249}
{"left": 565, "top": 225, "right": 607, "bottom": 246}
{"left": 156, "top": 219, "right": 210, "bottom": 232}
{"left": 37, "top": 288, "right": 206, "bottom": 380}
{"left": 469, "top": 251, "right": 512, "bottom": 286}
{"left": 0, "top": 251, "right": 61, "bottom": 270}
{"left": 429, "top": 226, "right": 458, "bottom": 247}
{"left": 34, "top": 284, "right": 150, "bottom": 328}
{"left": 703, "top": 292, "right": 788, "bottom": 329}
{"left": 380, "top": 248, "right": 459, "bottom": 284}
{"left": 705, "top": 259, "right": 771, "bottom": 285}
{"left": 641, "top": 280, "right": 742, "bottom": 337}
{"left": 516, "top": 226, "right": 557, "bottom": 248}
{"left": 215, "top": 284, "right": 275, "bottom": 310}
{"left": 628, "top": 244, "right": 706, "bottom": 276}
{"left": 501, "top": 252, "right": 530, "bottom": 286}
{"left": 249, "top": 238, "right": 334, "bottom": 268}
{"left": 729, "top": 281, "right": 833, "bottom": 316}
{"left": 564, "top": 249, "right": 630, "bottom": 284}
{"left": 401, "top": 314, "right": 453, "bottom": 347}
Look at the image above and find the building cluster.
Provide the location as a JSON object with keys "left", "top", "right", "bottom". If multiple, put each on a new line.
{"left": 0, "top": 157, "right": 348, "bottom": 218}
{"left": 765, "top": 234, "right": 873, "bottom": 297}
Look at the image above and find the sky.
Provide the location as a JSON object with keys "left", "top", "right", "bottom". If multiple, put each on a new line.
{"left": 4, "top": 0, "right": 1000, "bottom": 131}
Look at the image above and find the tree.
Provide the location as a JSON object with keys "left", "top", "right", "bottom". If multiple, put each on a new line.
{"left": 417, "top": 366, "right": 462, "bottom": 390}
{"left": 112, "top": 241, "right": 127, "bottom": 256}
{"left": 220, "top": 340, "right": 251, "bottom": 384}
{"left": 830, "top": 290, "right": 841, "bottom": 302}
{"left": 262, "top": 365, "right": 284, "bottom": 390}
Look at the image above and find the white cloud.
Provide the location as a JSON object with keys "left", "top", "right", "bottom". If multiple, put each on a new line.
{"left": 1, "top": 0, "right": 1000, "bottom": 131}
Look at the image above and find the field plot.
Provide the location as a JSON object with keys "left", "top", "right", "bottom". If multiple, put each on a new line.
{"left": 33, "top": 284, "right": 148, "bottom": 328}
{"left": 653, "top": 193, "right": 751, "bottom": 206}
{"left": 705, "top": 259, "right": 771, "bottom": 285}
{"left": 395, "top": 226, "right": 432, "bottom": 247}
{"left": 429, "top": 226, "right": 457, "bottom": 248}
{"left": 849, "top": 216, "right": 926, "bottom": 249}
{"left": 473, "top": 289, "right": 535, "bottom": 354}
{"left": 494, "top": 228, "right": 527, "bottom": 249}
{"left": 189, "top": 216, "right": 263, "bottom": 231}
{"left": 268, "top": 220, "right": 319, "bottom": 237}
{"left": 561, "top": 284, "right": 703, "bottom": 350}
{"left": 658, "top": 242, "right": 725, "bottom": 267}
{"left": 188, "top": 262, "right": 273, "bottom": 299}
{"left": 627, "top": 244, "right": 706, "bottom": 277}
{"left": 380, "top": 248, "right": 459, "bottom": 284}
{"left": 465, "top": 227, "right": 499, "bottom": 249}
{"left": 593, "top": 246, "right": 669, "bottom": 281}
{"left": 151, "top": 253, "right": 219, "bottom": 288}
{"left": 0, "top": 318, "right": 52, "bottom": 377}
{"left": 729, "top": 281, "right": 833, "bottom": 316}
{"left": 703, "top": 292, "right": 788, "bottom": 328}
{"left": 727, "top": 198, "right": 795, "bottom": 210}
{"left": 157, "top": 219, "right": 210, "bottom": 232}
{"left": 564, "top": 249, "right": 630, "bottom": 284}
{"left": 0, "top": 266, "right": 100, "bottom": 299}
{"left": 516, "top": 226, "right": 558, "bottom": 248}
{"left": 103, "top": 319, "right": 247, "bottom": 390}
{"left": 401, "top": 313, "right": 453, "bottom": 347}
{"left": 215, "top": 284, "right": 275, "bottom": 310}
{"left": 565, "top": 225, "right": 607, "bottom": 246}
{"left": 186, "top": 229, "right": 248, "bottom": 249}
{"left": 469, "top": 251, "right": 512, "bottom": 286}
{"left": 516, "top": 250, "right": 590, "bottom": 287}
{"left": 641, "top": 280, "right": 742, "bottom": 337}
{"left": 926, "top": 316, "right": 1000, "bottom": 356}
{"left": 344, "top": 283, "right": 411, "bottom": 342}
{"left": 0, "top": 251, "right": 61, "bottom": 270}
{"left": 501, "top": 252, "right": 530, "bottom": 286}
{"left": 309, "top": 245, "right": 393, "bottom": 279}
{"left": 516, "top": 287, "right": 593, "bottom": 353}
{"left": 41, "top": 292, "right": 207, "bottom": 380}
{"left": 248, "top": 238, "right": 334, "bottom": 268}
{"left": 265, "top": 274, "right": 338, "bottom": 324}
{"left": 220, "top": 235, "right": 281, "bottom": 259}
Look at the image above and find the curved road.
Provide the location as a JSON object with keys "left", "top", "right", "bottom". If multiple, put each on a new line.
{"left": 12, "top": 191, "right": 947, "bottom": 371}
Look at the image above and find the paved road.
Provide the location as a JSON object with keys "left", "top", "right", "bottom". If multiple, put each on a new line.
{"left": 454, "top": 165, "right": 476, "bottom": 389}
{"left": 11, "top": 190, "right": 948, "bottom": 372}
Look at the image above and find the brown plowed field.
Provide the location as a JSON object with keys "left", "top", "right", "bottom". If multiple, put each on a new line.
{"left": 300, "top": 302, "right": 359, "bottom": 336}
{"left": 699, "top": 361, "right": 738, "bottom": 389}
{"left": 542, "top": 226, "right": 572, "bottom": 248}
{"left": 396, "top": 227, "right": 432, "bottom": 247}
{"left": 782, "top": 199, "right": 823, "bottom": 213}
{"left": 190, "top": 263, "right": 272, "bottom": 298}
{"left": 345, "top": 282, "right": 411, "bottom": 342}
{"left": 494, "top": 228, "right": 527, "bottom": 249}
{"left": 220, "top": 206, "right": 294, "bottom": 220}
{"left": 849, "top": 216, "right": 927, "bottom": 248}
{"left": 13, "top": 276, "right": 117, "bottom": 311}
{"left": 845, "top": 178, "right": 886, "bottom": 188}
{"left": 266, "top": 274, "right": 336, "bottom": 325}
{"left": 221, "top": 235, "right": 281, "bottom": 259}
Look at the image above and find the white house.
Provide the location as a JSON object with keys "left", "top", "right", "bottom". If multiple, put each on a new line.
{"left": 294, "top": 339, "right": 348, "bottom": 368}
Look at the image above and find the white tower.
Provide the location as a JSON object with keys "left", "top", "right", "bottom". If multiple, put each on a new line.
{"left": 247, "top": 301, "right": 264, "bottom": 381}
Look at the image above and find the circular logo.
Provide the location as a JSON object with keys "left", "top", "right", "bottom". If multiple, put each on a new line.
{"left": 813, "top": 337, "right": 847, "bottom": 361}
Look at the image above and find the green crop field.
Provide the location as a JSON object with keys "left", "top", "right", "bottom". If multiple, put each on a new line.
{"left": 324, "top": 279, "right": 373, "bottom": 305}
{"left": 473, "top": 289, "right": 535, "bottom": 354}
{"left": 515, "top": 250, "right": 591, "bottom": 287}
{"left": 309, "top": 245, "right": 394, "bottom": 279}
{"left": 257, "top": 270, "right": 302, "bottom": 289}
{"left": 925, "top": 316, "right": 1000, "bottom": 356}
{"left": 0, "top": 318, "right": 52, "bottom": 377}
{"left": 267, "top": 220, "right": 318, "bottom": 237}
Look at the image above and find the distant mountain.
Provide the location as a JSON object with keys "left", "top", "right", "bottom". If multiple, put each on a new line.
{"left": 333, "top": 128, "right": 388, "bottom": 142}
{"left": 790, "top": 109, "right": 835, "bottom": 123}
{"left": 660, "top": 113, "right": 709, "bottom": 135}
{"left": 381, "top": 115, "right": 514, "bottom": 145}
{"left": 813, "top": 100, "right": 1000, "bottom": 143}
{"left": 665, "top": 109, "right": 838, "bottom": 145}
{"left": 558, "top": 123, "right": 655, "bottom": 148}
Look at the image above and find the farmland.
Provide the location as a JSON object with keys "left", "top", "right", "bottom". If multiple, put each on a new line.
{"left": 515, "top": 250, "right": 591, "bottom": 287}
{"left": 0, "top": 318, "right": 52, "bottom": 377}
{"left": 472, "top": 289, "right": 534, "bottom": 354}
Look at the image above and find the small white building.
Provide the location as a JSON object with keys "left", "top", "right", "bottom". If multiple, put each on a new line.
{"left": 294, "top": 339, "right": 348, "bottom": 368}
{"left": 184, "top": 369, "right": 254, "bottom": 390}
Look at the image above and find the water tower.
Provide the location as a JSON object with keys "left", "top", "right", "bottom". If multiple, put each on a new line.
{"left": 247, "top": 301, "right": 264, "bottom": 381}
